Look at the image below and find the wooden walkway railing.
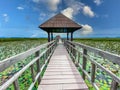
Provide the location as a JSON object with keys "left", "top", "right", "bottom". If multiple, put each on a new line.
{"left": 38, "top": 41, "right": 88, "bottom": 90}
{"left": 64, "top": 40, "right": 120, "bottom": 90}
{"left": 0, "top": 40, "right": 57, "bottom": 90}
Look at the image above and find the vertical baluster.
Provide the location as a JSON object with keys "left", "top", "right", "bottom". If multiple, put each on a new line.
{"left": 30, "top": 64, "right": 35, "bottom": 82}
{"left": 52, "top": 44, "right": 53, "bottom": 53}
{"left": 35, "top": 51, "right": 41, "bottom": 84}
{"left": 76, "top": 51, "right": 80, "bottom": 67}
{"left": 110, "top": 79, "right": 118, "bottom": 90}
{"left": 82, "top": 48, "right": 87, "bottom": 80}
{"left": 73, "top": 48, "right": 76, "bottom": 63}
{"left": 44, "top": 53, "right": 46, "bottom": 64}
{"left": 72, "top": 44, "right": 74, "bottom": 56}
{"left": 68, "top": 44, "right": 70, "bottom": 53}
{"left": 68, "top": 43, "right": 69, "bottom": 53}
{"left": 50, "top": 44, "right": 51, "bottom": 54}
{"left": 48, "top": 46, "right": 51, "bottom": 62}
{"left": 71, "top": 43, "right": 72, "bottom": 54}
{"left": 73, "top": 44, "right": 76, "bottom": 57}
{"left": 46, "top": 48, "right": 48, "bottom": 59}
{"left": 91, "top": 63, "right": 96, "bottom": 82}
{"left": 13, "top": 79, "right": 19, "bottom": 90}
{"left": 67, "top": 43, "right": 69, "bottom": 52}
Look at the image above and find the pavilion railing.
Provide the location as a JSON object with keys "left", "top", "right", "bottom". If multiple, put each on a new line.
{"left": 0, "top": 40, "right": 57, "bottom": 90}
{"left": 64, "top": 40, "right": 120, "bottom": 90}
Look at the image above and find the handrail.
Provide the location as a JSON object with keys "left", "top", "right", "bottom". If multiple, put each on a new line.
{"left": 71, "top": 41, "right": 120, "bottom": 65}
{"left": 0, "top": 40, "right": 57, "bottom": 90}
{"left": 64, "top": 40, "right": 120, "bottom": 90}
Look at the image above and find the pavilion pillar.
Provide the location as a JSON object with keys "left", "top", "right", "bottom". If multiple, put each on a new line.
{"left": 48, "top": 32, "right": 50, "bottom": 42}
{"left": 67, "top": 32, "right": 69, "bottom": 40}
{"left": 71, "top": 32, "right": 73, "bottom": 41}
{"left": 51, "top": 32, "right": 53, "bottom": 41}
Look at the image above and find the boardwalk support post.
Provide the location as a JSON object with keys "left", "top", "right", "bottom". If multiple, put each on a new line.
{"left": 82, "top": 49, "right": 87, "bottom": 80}
{"left": 13, "top": 79, "right": 19, "bottom": 90}
{"left": 71, "top": 32, "right": 73, "bottom": 41}
{"left": 67, "top": 32, "right": 69, "bottom": 40}
{"left": 36, "top": 51, "right": 41, "bottom": 84}
{"left": 76, "top": 51, "right": 80, "bottom": 67}
{"left": 110, "top": 80, "right": 118, "bottom": 90}
{"left": 48, "top": 32, "right": 50, "bottom": 42}
{"left": 31, "top": 64, "right": 35, "bottom": 82}
{"left": 51, "top": 32, "right": 53, "bottom": 41}
{"left": 91, "top": 63, "right": 96, "bottom": 82}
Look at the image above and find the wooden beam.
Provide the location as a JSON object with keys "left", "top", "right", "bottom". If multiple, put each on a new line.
{"left": 51, "top": 32, "right": 53, "bottom": 41}
{"left": 67, "top": 33, "right": 69, "bottom": 40}
{"left": 13, "top": 79, "right": 19, "bottom": 90}
{"left": 110, "top": 80, "right": 118, "bottom": 90}
{"left": 48, "top": 32, "right": 50, "bottom": 42}
{"left": 71, "top": 32, "right": 73, "bottom": 41}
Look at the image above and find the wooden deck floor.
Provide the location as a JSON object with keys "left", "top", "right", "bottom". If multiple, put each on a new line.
{"left": 38, "top": 43, "right": 88, "bottom": 90}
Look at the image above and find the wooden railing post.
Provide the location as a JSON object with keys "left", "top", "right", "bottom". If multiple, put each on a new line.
{"left": 76, "top": 51, "right": 80, "bottom": 67}
{"left": 91, "top": 63, "right": 96, "bottom": 82}
{"left": 35, "top": 51, "right": 41, "bottom": 84}
{"left": 68, "top": 43, "right": 70, "bottom": 53}
{"left": 110, "top": 79, "right": 118, "bottom": 90}
{"left": 73, "top": 44, "right": 76, "bottom": 57}
{"left": 13, "top": 79, "right": 19, "bottom": 90}
{"left": 72, "top": 44, "right": 74, "bottom": 55}
{"left": 50, "top": 44, "right": 52, "bottom": 53}
{"left": 70, "top": 43, "right": 72, "bottom": 54}
{"left": 73, "top": 47, "right": 77, "bottom": 63}
{"left": 30, "top": 64, "right": 35, "bottom": 82}
{"left": 43, "top": 53, "right": 46, "bottom": 64}
{"left": 47, "top": 43, "right": 50, "bottom": 56}
{"left": 82, "top": 48, "right": 87, "bottom": 80}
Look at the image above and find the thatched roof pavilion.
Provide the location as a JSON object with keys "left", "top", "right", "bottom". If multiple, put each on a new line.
{"left": 39, "top": 13, "right": 82, "bottom": 42}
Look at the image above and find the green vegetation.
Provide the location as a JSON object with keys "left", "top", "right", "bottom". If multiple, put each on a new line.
{"left": 74, "top": 38, "right": 120, "bottom": 55}
{"left": 0, "top": 38, "right": 120, "bottom": 90}
{"left": 0, "top": 38, "right": 47, "bottom": 60}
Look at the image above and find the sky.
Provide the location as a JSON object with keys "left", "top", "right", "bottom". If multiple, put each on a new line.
{"left": 0, "top": 0, "right": 120, "bottom": 38}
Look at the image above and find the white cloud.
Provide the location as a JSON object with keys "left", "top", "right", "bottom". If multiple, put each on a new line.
{"left": 39, "top": 13, "right": 47, "bottom": 20}
{"left": 17, "top": 6, "right": 24, "bottom": 10}
{"left": 32, "top": 0, "right": 96, "bottom": 20}
{"left": 81, "top": 24, "right": 93, "bottom": 35}
{"left": 62, "top": 0, "right": 95, "bottom": 19}
{"left": 2, "top": 13, "right": 9, "bottom": 22}
{"left": 62, "top": 0, "right": 84, "bottom": 19}
{"left": 83, "top": 6, "right": 95, "bottom": 17}
{"left": 62, "top": 7, "right": 74, "bottom": 19}
{"left": 32, "top": 0, "right": 60, "bottom": 11}
{"left": 65, "top": 0, "right": 84, "bottom": 14}
{"left": 94, "top": 0, "right": 102, "bottom": 5}
{"left": 31, "top": 33, "right": 39, "bottom": 37}
{"left": 47, "top": 0, "right": 61, "bottom": 11}
{"left": 3, "top": 14, "right": 7, "bottom": 17}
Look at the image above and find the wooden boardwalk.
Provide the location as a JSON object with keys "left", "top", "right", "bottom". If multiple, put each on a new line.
{"left": 38, "top": 42, "right": 88, "bottom": 90}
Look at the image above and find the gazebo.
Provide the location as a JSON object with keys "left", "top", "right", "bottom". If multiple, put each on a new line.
{"left": 39, "top": 13, "right": 82, "bottom": 42}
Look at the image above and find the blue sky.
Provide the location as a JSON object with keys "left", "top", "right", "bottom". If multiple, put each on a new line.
{"left": 0, "top": 0, "right": 120, "bottom": 38}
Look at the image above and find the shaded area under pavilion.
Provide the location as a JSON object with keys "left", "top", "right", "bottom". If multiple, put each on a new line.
{"left": 39, "top": 13, "right": 82, "bottom": 42}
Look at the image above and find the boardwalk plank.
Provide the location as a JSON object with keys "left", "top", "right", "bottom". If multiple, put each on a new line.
{"left": 38, "top": 43, "right": 88, "bottom": 90}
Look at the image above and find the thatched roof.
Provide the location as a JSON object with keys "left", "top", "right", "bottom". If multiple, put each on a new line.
{"left": 39, "top": 13, "right": 82, "bottom": 33}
